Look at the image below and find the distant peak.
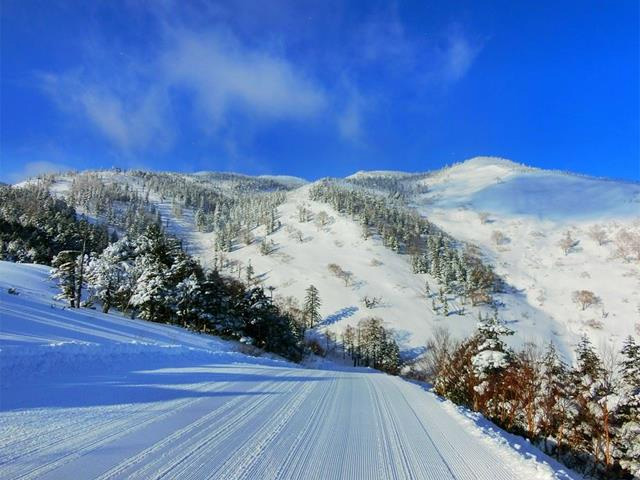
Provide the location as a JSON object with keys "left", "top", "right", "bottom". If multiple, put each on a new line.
{"left": 458, "top": 156, "right": 531, "bottom": 170}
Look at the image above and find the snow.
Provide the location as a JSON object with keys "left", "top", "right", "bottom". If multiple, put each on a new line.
{"left": 409, "top": 157, "right": 640, "bottom": 356}
{"left": 346, "top": 170, "right": 416, "bottom": 179}
{"left": 0, "top": 260, "right": 579, "bottom": 479}
{"left": 257, "top": 174, "right": 309, "bottom": 188}
{"left": 419, "top": 157, "right": 640, "bottom": 220}
{"left": 15, "top": 158, "right": 639, "bottom": 360}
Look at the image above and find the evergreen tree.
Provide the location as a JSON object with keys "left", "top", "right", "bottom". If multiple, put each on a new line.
{"left": 51, "top": 250, "right": 80, "bottom": 307}
{"left": 538, "top": 342, "right": 572, "bottom": 457}
{"left": 172, "top": 273, "right": 203, "bottom": 328}
{"left": 129, "top": 255, "right": 169, "bottom": 321}
{"left": 86, "top": 237, "right": 134, "bottom": 313}
{"left": 303, "top": 285, "right": 321, "bottom": 329}
{"left": 569, "top": 336, "right": 604, "bottom": 465}
{"left": 614, "top": 336, "right": 640, "bottom": 477}
{"left": 245, "top": 261, "right": 254, "bottom": 284}
{"left": 471, "top": 314, "right": 514, "bottom": 382}
{"left": 194, "top": 208, "right": 206, "bottom": 232}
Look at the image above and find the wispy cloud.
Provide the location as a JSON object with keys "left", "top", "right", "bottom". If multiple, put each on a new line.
{"left": 439, "top": 27, "right": 483, "bottom": 82}
{"left": 355, "top": 6, "right": 413, "bottom": 67}
{"left": 162, "top": 28, "right": 327, "bottom": 127}
{"left": 4, "top": 160, "right": 74, "bottom": 183}
{"left": 36, "top": 4, "right": 484, "bottom": 156}
{"left": 39, "top": 23, "right": 327, "bottom": 154}
{"left": 336, "top": 82, "right": 366, "bottom": 143}
{"left": 40, "top": 71, "right": 173, "bottom": 153}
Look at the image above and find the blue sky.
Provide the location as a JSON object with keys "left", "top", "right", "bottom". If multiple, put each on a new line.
{"left": 1, "top": 0, "right": 638, "bottom": 182}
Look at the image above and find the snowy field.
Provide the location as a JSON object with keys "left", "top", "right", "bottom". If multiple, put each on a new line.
{"left": 0, "top": 261, "right": 579, "bottom": 479}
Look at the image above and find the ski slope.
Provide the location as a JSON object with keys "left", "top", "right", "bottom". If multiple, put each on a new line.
{"left": 0, "top": 261, "right": 578, "bottom": 479}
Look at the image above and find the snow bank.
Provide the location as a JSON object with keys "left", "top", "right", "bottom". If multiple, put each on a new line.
{"left": 0, "top": 261, "right": 293, "bottom": 384}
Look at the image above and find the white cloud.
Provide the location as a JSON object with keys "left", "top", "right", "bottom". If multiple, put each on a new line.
{"left": 356, "top": 9, "right": 412, "bottom": 66}
{"left": 39, "top": 26, "right": 327, "bottom": 152}
{"left": 439, "top": 29, "right": 482, "bottom": 82}
{"left": 162, "top": 29, "right": 326, "bottom": 127}
{"left": 36, "top": 6, "right": 483, "bottom": 156}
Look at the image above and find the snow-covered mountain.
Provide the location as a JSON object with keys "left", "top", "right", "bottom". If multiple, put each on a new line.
{"left": 17, "top": 157, "right": 640, "bottom": 360}
{"left": 4, "top": 157, "right": 638, "bottom": 478}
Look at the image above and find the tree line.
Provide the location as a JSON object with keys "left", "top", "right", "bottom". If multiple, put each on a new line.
{"left": 342, "top": 318, "right": 401, "bottom": 374}
{"left": 0, "top": 184, "right": 109, "bottom": 265}
{"left": 52, "top": 222, "right": 303, "bottom": 361}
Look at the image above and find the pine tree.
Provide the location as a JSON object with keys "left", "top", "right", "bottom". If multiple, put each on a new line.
{"left": 129, "top": 255, "right": 169, "bottom": 321}
{"left": 569, "top": 336, "right": 604, "bottom": 465}
{"left": 614, "top": 336, "right": 640, "bottom": 477}
{"left": 245, "top": 261, "right": 254, "bottom": 284}
{"left": 172, "top": 273, "right": 202, "bottom": 328}
{"left": 538, "top": 342, "right": 571, "bottom": 457}
{"left": 51, "top": 250, "right": 80, "bottom": 307}
{"left": 194, "top": 208, "right": 206, "bottom": 232}
{"left": 303, "top": 285, "right": 321, "bottom": 328}
{"left": 127, "top": 224, "right": 180, "bottom": 321}
{"left": 471, "top": 315, "right": 514, "bottom": 380}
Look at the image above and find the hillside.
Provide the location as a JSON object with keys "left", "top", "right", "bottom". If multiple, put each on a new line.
{"left": 408, "top": 157, "right": 640, "bottom": 352}
{"left": 18, "top": 158, "right": 639, "bottom": 361}
{"left": 0, "top": 261, "right": 577, "bottom": 479}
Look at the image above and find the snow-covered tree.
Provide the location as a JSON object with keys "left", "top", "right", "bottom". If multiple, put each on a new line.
{"left": 129, "top": 255, "right": 169, "bottom": 321}
{"left": 568, "top": 336, "right": 605, "bottom": 466}
{"left": 51, "top": 250, "right": 80, "bottom": 307}
{"left": 537, "top": 342, "right": 572, "bottom": 457}
{"left": 587, "top": 224, "right": 608, "bottom": 246}
{"left": 614, "top": 336, "right": 640, "bottom": 477}
{"left": 303, "top": 285, "right": 321, "bottom": 328}
{"left": 86, "top": 237, "right": 134, "bottom": 313}
{"left": 245, "top": 261, "right": 254, "bottom": 284}
{"left": 172, "top": 273, "right": 202, "bottom": 328}
{"left": 471, "top": 314, "right": 514, "bottom": 384}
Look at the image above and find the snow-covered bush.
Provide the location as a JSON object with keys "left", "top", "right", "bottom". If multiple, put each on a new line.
{"left": 587, "top": 224, "right": 608, "bottom": 246}
{"left": 613, "top": 228, "right": 640, "bottom": 262}
{"left": 491, "top": 230, "right": 509, "bottom": 246}
{"left": 572, "top": 289, "right": 600, "bottom": 311}
{"left": 327, "top": 263, "right": 353, "bottom": 286}
{"left": 557, "top": 230, "right": 579, "bottom": 255}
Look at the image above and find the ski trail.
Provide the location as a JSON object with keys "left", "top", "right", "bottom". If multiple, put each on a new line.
{"left": 1, "top": 365, "right": 576, "bottom": 480}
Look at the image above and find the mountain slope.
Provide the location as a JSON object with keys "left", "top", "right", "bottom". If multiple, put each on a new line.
{"left": 0, "top": 261, "right": 578, "bottom": 480}
{"left": 16, "top": 159, "right": 639, "bottom": 359}
{"left": 407, "top": 157, "right": 640, "bottom": 352}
